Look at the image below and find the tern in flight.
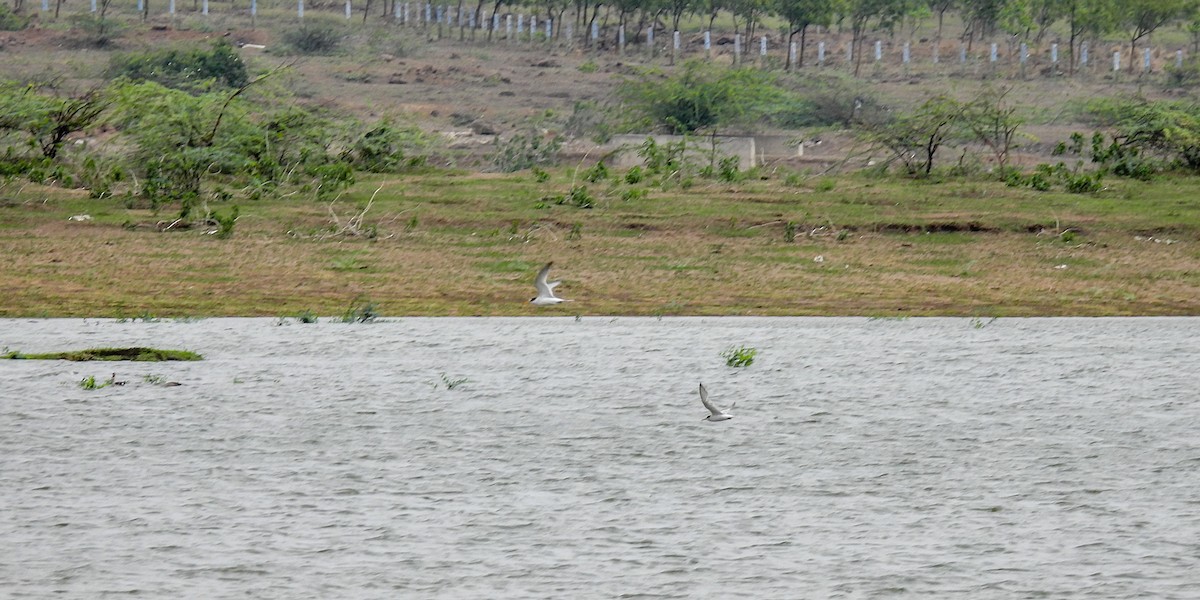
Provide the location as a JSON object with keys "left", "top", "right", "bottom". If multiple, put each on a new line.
{"left": 530, "top": 262, "right": 571, "bottom": 306}
{"left": 698, "top": 383, "right": 734, "bottom": 422}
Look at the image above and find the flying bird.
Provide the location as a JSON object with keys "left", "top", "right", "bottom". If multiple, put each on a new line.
{"left": 698, "top": 383, "right": 734, "bottom": 421}
{"left": 530, "top": 262, "right": 571, "bottom": 306}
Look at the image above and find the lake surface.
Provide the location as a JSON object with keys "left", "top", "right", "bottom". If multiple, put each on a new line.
{"left": 2, "top": 317, "right": 1198, "bottom": 598}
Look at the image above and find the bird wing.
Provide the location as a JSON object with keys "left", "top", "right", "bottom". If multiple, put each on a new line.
{"left": 699, "top": 383, "right": 722, "bottom": 416}
{"left": 534, "top": 262, "right": 557, "bottom": 298}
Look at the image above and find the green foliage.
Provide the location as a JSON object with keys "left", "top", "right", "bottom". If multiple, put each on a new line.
{"left": 0, "top": 83, "right": 107, "bottom": 161}
{"left": 80, "top": 375, "right": 106, "bottom": 390}
{"left": 577, "top": 60, "right": 599, "bottom": 73}
{"left": 0, "top": 4, "right": 28, "bottom": 31}
{"left": 296, "top": 310, "right": 319, "bottom": 323}
{"left": 280, "top": 21, "right": 345, "bottom": 55}
{"left": 108, "top": 41, "right": 248, "bottom": 92}
{"left": 617, "top": 61, "right": 785, "bottom": 134}
{"left": 784, "top": 220, "right": 797, "bottom": 243}
{"left": 65, "top": 14, "right": 125, "bottom": 48}
{"left": 492, "top": 131, "right": 562, "bottom": 172}
{"left": 1084, "top": 97, "right": 1200, "bottom": 173}
{"left": 211, "top": 205, "right": 239, "bottom": 239}
{"left": 582, "top": 161, "right": 609, "bottom": 182}
{"left": 862, "top": 94, "right": 965, "bottom": 177}
{"left": 1165, "top": 56, "right": 1200, "bottom": 89}
{"left": 721, "top": 345, "right": 758, "bottom": 368}
{"left": 624, "top": 165, "right": 644, "bottom": 184}
{"left": 341, "top": 299, "right": 379, "bottom": 323}
{"left": 342, "top": 120, "right": 433, "bottom": 172}
{"left": 1005, "top": 162, "right": 1104, "bottom": 194}
{"left": 532, "top": 166, "right": 551, "bottom": 182}
{"left": 772, "top": 72, "right": 885, "bottom": 128}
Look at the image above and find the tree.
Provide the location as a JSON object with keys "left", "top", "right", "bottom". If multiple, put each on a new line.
{"left": 844, "top": 0, "right": 915, "bottom": 76}
{"left": 862, "top": 94, "right": 965, "bottom": 176}
{"left": 1062, "top": 0, "right": 1117, "bottom": 75}
{"left": 962, "top": 86, "right": 1023, "bottom": 172}
{"left": 777, "top": 0, "right": 838, "bottom": 69}
{"left": 1118, "top": 0, "right": 1192, "bottom": 73}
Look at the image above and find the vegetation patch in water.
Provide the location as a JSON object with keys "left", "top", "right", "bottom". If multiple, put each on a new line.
{"left": 4, "top": 347, "right": 203, "bottom": 361}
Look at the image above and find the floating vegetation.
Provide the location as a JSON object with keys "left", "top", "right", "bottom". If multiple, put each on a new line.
{"left": 721, "top": 345, "right": 758, "bottom": 368}
{"left": 970, "top": 316, "right": 999, "bottom": 329}
{"left": 440, "top": 373, "right": 469, "bottom": 390}
{"left": 5, "top": 347, "right": 203, "bottom": 361}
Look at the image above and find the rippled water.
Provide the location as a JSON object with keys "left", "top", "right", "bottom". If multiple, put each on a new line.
{"left": 2, "top": 317, "right": 1198, "bottom": 598}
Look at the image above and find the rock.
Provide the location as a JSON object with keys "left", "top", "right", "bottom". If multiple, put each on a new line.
{"left": 388, "top": 74, "right": 408, "bottom": 84}
{"left": 532, "top": 59, "right": 560, "bottom": 68}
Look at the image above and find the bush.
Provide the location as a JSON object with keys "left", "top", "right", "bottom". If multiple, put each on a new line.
{"left": 1164, "top": 56, "right": 1200, "bottom": 89}
{"left": 280, "top": 22, "right": 344, "bottom": 55}
{"left": 617, "top": 61, "right": 785, "bottom": 134}
{"left": 343, "top": 121, "right": 433, "bottom": 172}
{"left": 108, "top": 40, "right": 247, "bottom": 91}
{"left": 491, "top": 131, "right": 562, "bottom": 172}
{"left": 0, "top": 4, "right": 28, "bottom": 31}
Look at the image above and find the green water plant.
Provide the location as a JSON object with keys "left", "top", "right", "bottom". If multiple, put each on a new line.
{"left": 721, "top": 345, "right": 758, "bottom": 368}
{"left": 8, "top": 347, "right": 202, "bottom": 361}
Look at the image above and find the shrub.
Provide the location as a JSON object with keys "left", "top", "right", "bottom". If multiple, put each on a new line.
{"left": 492, "top": 131, "right": 562, "bottom": 172}
{"left": 280, "top": 22, "right": 344, "bottom": 55}
{"left": 0, "top": 4, "right": 28, "bottom": 31}
{"left": 343, "top": 121, "right": 433, "bottom": 172}
{"left": 617, "top": 61, "right": 785, "bottom": 134}
{"left": 108, "top": 40, "right": 247, "bottom": 91}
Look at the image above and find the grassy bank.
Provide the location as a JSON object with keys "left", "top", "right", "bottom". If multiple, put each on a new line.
{"left": 2, "top": 169, "right": 1198, "bottom": 317}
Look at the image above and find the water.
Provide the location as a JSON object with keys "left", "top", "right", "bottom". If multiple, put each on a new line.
{"left": 2, "top": 317, "right": 1198, "bottom": 598}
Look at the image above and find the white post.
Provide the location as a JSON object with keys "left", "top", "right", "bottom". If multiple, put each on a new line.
{"left": 1020, "top": 42, "right": 1028, "bottom": 64}
{"left": 1178, "top": 50, "right": 1185, "bottom": 68}
{"left": 90, "top": 0, "right": 96, "bottom": 12}
{"left": 902, "top": 41, "right": 910, "bottom": 64}
{"left": 789, "top": 42, "right": 796, "bottom": 68}
{"left": 531, "top": 15, "right": 537, "bottom": 41}
{"left": 704, "top": 31, "right": 711, "bottom": 55}
{"left": 169, "top": 0, "right": 175, "bottom": 15}
{"left": 1143, "top": 48, "right": 1151, "bottom": 72}
{"left": 591, "top": 21, "right": 598, "bottom": 42}
{"left": 932, "top": 42, "right": 939, "bottom": 64}
{"left": 818, "top": 40, "right": 825, "bottom": 66}
{"left": 506, "top": 15, "right": 512, "bottom": 41}
{"left": 874, "top": 39, "right": 881, "bottom": 61}
{"left": 959, "top": 43, "right": 966, "bottom": 63}
{"left": 647, "top": 27, "right": 654, "bottom": 51}
{"left": 251, "top": 0, "right": 257, "bottom": 18}
{"left": 345, "top": 0, "right": 351, "bottom": 19}
{"left": 202, "top": 0, "right": 208, "bottom": 14}
{"left": 468, "top": 11, "right": 474, "bottom": 29}
{"left": 1113, "top": 50, "right": 1120, "bottom": 72}
{"left": 673, "top": 31, "right": 680, "bottom": 51}
{"left": 760, "top": 36, "right": 767, "bottom": 57}
{"left": 619, "top": 25, "right": 625, "bottom": 54}
{"left": 492, "top": 13, "right": 499, "bottom": 33}
{"left": 847, "top": 42, "right": 852, "bottom": 64}
{"left": 734, "top": 34, "right": 741, "bottom": 63}
{"left": 297, "top": 0, "right": 303, "bottom": 18}
{"left": 546, "top": 19, "right": 551, "bottom": 39}
{"left": 517, "top": 14, "right": 523, "bottom": 35}
{"left": 990, "top": 42, "right": 997, "bottom": 63}
{"left": 1051, "top": 43, "right": 1058, "bottom": 64}
{"left": 1081, "top": 41, "right": 1089, "bottom": 67}
{"left": 566, "top": 24, "right": 573, "bottom": 43}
